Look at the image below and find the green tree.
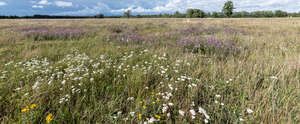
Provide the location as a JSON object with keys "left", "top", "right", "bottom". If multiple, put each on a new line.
{"left": 274, "top": 10, "right": 288, "bottom": 17}
{"left": 222, "top": 0, "right": 235, "bottom": 17}
{"left": 186, "top": 9, "right": 194, "bottom": 18}
{"left": 124, "top": 10, "right": 131, "bottom": 18}
{"left": 212, "top": 12, "right": 219, "bottom": 18}
{"left": 96, "top": 13, "right": 104, "bottom": 18}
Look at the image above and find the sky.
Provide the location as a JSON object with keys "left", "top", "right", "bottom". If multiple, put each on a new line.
{"left": 0, "top": 0, "right": 300, "bottom": 16}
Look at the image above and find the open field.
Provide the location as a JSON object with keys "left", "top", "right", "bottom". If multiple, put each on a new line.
{"left": 0, "top": 18, "right": 299, "bottom": 123}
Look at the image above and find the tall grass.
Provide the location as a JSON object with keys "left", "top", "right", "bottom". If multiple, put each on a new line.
{"left": 0, "top": 18, "right": 299, "bottom": 124}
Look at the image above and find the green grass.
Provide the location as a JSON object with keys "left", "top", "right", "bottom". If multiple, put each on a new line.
{"left": 0, "top": 18, "right": 299, "bottom": 124}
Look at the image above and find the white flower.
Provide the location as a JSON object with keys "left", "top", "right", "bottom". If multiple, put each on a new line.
{"left": 62, "top": 80, "right": 66, "bottom": 85}
{"left": 24, "top": 93, "right": 29, "bottom": 96}
{"left": 247, "top": 108, "right": 254, "bottom": 114}
{"left": 162, "top": 106, "right": 168, "bottom": 113}
{"left": 198, "top": 107, "right": 210, "bottom": 119}
{"left": 32, "top": 81, "right": 40, "bottom": 89}
{"left": 239, "top": 118, "right": 244, "bottom": 121}
{"left": 168, "top": 103, "right": 174, "bottom": 106}
{"left": 204, "top": 119, "right": 209, "bottom": 123}
{"left": 14, "top": 87, "right": 21, "bottom": 91}
{"left": 221, "top": 103, "right": 224, "bottom": 106}
{"left": 117, "top": 111, "right": 122, "bottom": 115}
{"left": 127, "top": 97, "right": 134, "bottom": 101}
{"left": 167, "top": 113, "right": 171, "bottom": 118}
{"left": 130, "top": 112, "right": 135, "bottom": 116}
{"left": 179, "top": 110, "right": 185, "bottom": 116}
{"left": 148, "top": 117, "right": 156, "bottom": 123}
{"left": 190, "top": 109, "right": 196, "bottom": 116}
{"left": 270, "top": 76, "right": 278, "bottom": 80}
{"left": 215, "top": 94, "right": 221, "bottom": 98}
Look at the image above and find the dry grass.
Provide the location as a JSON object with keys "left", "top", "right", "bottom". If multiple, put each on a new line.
{"left": 0, "top": 18, "right": 299, "bottom": 124}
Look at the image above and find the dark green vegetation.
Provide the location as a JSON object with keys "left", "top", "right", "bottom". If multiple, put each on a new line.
{"left": 0, "top": 19, "right": 299, "bottom": 124}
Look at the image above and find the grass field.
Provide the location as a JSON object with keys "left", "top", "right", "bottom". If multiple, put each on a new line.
{"left": 0, "top": 18, "right": 299, "bottom": 124}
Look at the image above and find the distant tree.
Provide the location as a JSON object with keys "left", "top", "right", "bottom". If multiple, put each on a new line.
{"left": 263, "top": 11, "right": 274, "bottom": 17}
{"left": 186, "top": 9, "right": 205, "bottom": 18}
{"left": 222, "top": 1, "right": 235, "bottom": 17}
{"left": 240, "top": 11, "right": 250, "bottom": 17}
{"left": 274, "top": 10, "right": 288, "bottom": 17}
{"left": 212, "top": 12, "right": 219, "bottom": 18}
{"left": 174, "top": 11, "right": 184, "bottom": 18}
{"left": 186, "top": 9, "right": 194, "bottom": 18}
{"left": 96, "top": 13, "right": 104, "bottom": 18}
{"left": 124, "top": 10, "right": 131, "bottom": 18}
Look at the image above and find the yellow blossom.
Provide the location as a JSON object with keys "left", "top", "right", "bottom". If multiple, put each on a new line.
{"left": 21, "top": 106, "right": 29, "bottom": 113}
{"left": 30, "top": 104, "right": 36, "bottom": 109}
{"left": 156, "top": 99, "right": 160, "bottom": 102}
{"left": 152, "top": 101, "right": 156, "bottom": 104}
{"left": 155, "top": 115, "right": 161, "bottom": 119}
{"left": 142, "top": 105, "right": 147, "bottom": 110}
{"left": 46, "top": 113, "right": 53, "bottom": 123}
{"left": 138, "top": 114, "right": 142, "bottom": 119}
{"left": 139, "top": 101, "right": 143, "bottom": 104}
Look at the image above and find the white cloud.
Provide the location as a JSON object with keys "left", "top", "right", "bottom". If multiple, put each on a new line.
{"left": 55, "top": 1, "right": 73, "bottom": 7}
{"left": 38, "top": 0, "right": 51, "bottom": 5}
{"left": 55, "top": 2, "right": 109, "bottom": 15}
{"left": 111, "top": 0, "right": 187, "bottom": 13}
{"left": 32, "top": 5, "right": 44, "bottom": 8}
{"left": 0, "top": 1, "right": 7, "bottom": 6}
{"left": 54, "top": 0, "right": 300, "bottom": 16}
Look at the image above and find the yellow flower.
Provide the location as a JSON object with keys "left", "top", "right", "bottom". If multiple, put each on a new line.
{"left": 30, "top": 104, "right": 36, "bottom": 109}
{"left": 156, "top": 99, "right": 160, "bottom": 102}
{"left": 139, "top": 101, "right": 143, "bottom": 104}
{"left": 21, "top": 106, "right": 29, "bottom": 113}
{"left": 138, "top": 114, "right": 142, "bottom": 119}
{"left": 142, "top": 106, "right": 147, "bottom": 110}
{"left": 154, "top": 115, "right": 161, "bottom": 119}
{"left": 152, "top": 101, "right": 156, "bottom": 104}
{"left": 46, "top": 113, "right": 53, "bottom": 123}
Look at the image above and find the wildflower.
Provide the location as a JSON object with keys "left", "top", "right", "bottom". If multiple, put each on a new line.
{"left": 198, "top": 107, "right": 210, "bottom": 119}
{"left": 179, "top": 110, "right": 185, "bottom": 116}
{"left": 61, "top": 80, "right": 66, "bottom": 85}
{"left": 190, "top": 109, "right": 196, "bottom": 116}
{"left": 21, "top": 106, "right": 29, "bottom": 113}
{"left": 152, "top": 101, "right": 156, "bottom": 104}
{"left": 14, "top": 87, "right": 21, "bottom": 91}
{"left": 215, "top": 94, "right": 221, "bottom": 98}
{"left": 32, "top": 81, "right": 40, "bottom": 89}
{"left": 143, "top": 106, "right": 147, "bottom": 110}
{"left": 154, "top": 115, "right": 161, "bottom": 119}
{"left": 139, "top": 114, "right": 142, "bottom": 119}
{"left": 168, "top": 103, "right": 174, "bottom": 106}
{"left": 148, "top": 117, "right": 156, "bottom": 123}
{"left": 239, "top": 118, "right": 244, "bottom": 121}
{"left": 247, "top": 108, "right": 254, "bottom": 114}
{"left": 270, "top": 76, "right": 278, "bottom": 80}
{"left": 139, "top": 101, "right": 143, "bottom": 104}
{"left": 130, "top": 112, "right": 135, "bottom": 116}
{"left": 46, "top": 113, "right": 53, "bottom": 123}
{"left": 167, "top": 113, "right": 170, "bottom": 118}
{"left": 204, "top": 119, "right": 209, "bottom": 123}
{"left": 30, "top": 104, "right": 36, "bottom": 109}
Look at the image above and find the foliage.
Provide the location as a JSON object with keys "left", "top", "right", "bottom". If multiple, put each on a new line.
{"left": 222, "top": 0, "right": 235, "bottom": 17}
{"left": 124, "top": 10, "right": 131, "bottom": 18}
{"left": 186, "top": 9, "right": 206, "bottom": 18}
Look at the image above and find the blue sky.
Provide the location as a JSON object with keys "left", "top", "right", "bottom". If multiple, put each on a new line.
{"left": 0, "top": 0, "right": 300, "bottom": 16}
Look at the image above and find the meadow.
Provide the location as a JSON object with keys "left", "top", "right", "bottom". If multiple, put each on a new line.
{"left": 0, "top": 18, "right": 299, "bottom": 124}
